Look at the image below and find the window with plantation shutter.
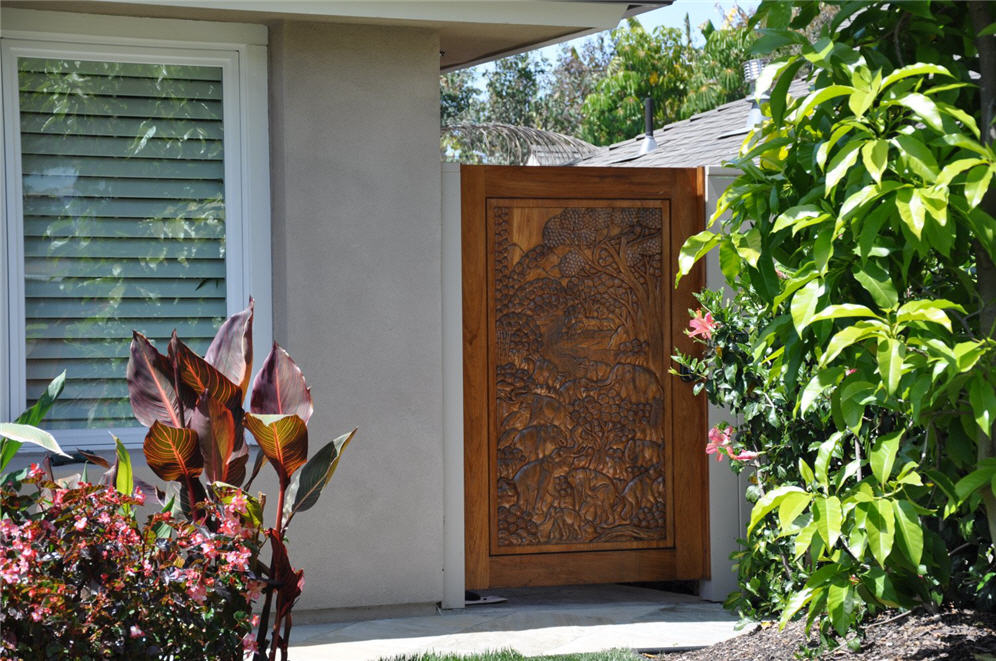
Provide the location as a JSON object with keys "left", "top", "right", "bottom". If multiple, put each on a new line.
{"left": 19, "top": 57, "right": 228, "bottom": 431}
{"left": 2, "top": 21, "right": 271, "bottom": 449}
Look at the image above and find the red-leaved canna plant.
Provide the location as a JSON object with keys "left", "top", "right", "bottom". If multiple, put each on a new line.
{"left": 126, "top": 299, "right": 355, "bottom": 661}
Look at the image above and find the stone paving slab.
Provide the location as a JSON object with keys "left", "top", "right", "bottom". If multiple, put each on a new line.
{"left": 287, "top": 585, "right": 749, "bottom": 660}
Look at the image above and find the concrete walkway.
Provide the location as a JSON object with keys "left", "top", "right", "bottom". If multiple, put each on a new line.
{"left": 287, "top": 584, "right": 749, "bottom": 660}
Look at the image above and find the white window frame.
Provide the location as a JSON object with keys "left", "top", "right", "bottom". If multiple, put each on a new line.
{"left": 0, "top": 8, "right": 271, "bottom": 450}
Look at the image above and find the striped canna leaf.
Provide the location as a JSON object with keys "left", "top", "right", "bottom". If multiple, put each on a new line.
{"left": 205, "top": 298, "right": 254, "bottom": 396}
{"left": 244, "top": 413, "right": 308, "bottom": 487}
{"left": 143, "top": 421, "right": 203, "bottom": 483}
{"left": 127, "top": 332, "right": 186, "bottom": 428}
{"left": 190, "top": 394, "right": 248, "bottom": 486}
{"left": 171, "top": 334, "right": 240, "bottom": 406}
{"left": 250, "top": 343, "right": 314, "bottom": 424}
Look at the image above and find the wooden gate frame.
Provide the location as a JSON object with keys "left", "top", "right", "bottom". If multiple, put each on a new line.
{"left": 462, "top": 165, "right": 708, "bottom": 589}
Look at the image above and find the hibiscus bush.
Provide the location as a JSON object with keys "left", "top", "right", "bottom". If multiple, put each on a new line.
{"left": 0, "top": 465, "right": 262, "bottom": 660}
{"left": 674, "top": 288, "right": 839, "bottom": 620}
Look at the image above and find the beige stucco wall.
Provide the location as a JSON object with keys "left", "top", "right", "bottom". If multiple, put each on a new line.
{"left": 267, "top": 21, "right": 444, "bottom": 611}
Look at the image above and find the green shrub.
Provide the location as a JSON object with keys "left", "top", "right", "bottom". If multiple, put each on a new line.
{"left": 677, "top": 0, "right": 996, "bottom": 641}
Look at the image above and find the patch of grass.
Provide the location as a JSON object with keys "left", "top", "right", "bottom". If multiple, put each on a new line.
{"left": 383, "top": 649, "right": 642, "bottom": 661}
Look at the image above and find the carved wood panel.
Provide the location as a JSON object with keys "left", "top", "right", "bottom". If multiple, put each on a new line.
{"left": 489, "top": 199, "right": 673, "bottom": 555}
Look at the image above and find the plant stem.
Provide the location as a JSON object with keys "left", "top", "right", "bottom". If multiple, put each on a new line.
{"left": 254, "top": 580, "right": 275, "bottom": 661}
{"left": 969, "top": 0, "right": 996, "bottom": 544}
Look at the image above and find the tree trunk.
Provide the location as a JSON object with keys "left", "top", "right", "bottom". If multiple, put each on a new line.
{"left": 969, "top": 1, "right": 996, "bottom": 543}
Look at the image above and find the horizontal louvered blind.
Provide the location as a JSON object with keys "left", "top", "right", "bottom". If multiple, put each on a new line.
{"left": 17, "top": 57, "right": 228, "bottom": 429}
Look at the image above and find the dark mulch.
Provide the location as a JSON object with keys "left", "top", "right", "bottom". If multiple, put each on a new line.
{"left": 657, "top": 607, "right": 996, "bottom": 661}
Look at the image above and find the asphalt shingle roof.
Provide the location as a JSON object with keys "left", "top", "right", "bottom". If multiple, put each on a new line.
{"left": 575, "top": 78, "right": 810, "bottom": 168}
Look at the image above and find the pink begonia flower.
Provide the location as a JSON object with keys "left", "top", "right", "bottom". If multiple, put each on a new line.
{"left": 242, "top": 632, "right": 258, "bottom": 653}
{"left": 728, "top": 449, "right": 759, "bottom": 461}
{"left": 706, "top": 425, "right": 733, "bottom": 461}
{"left": 73, "top": 517, "right": 87, "bottom": 531}
{"left": 129, "top": 625, "right": 144, "bottom": 638}
{"left": 688, "top": 309, "right": 717, "bottom": 341}
{"left": 845, "top": 368, "right": 857, "bottom": 375}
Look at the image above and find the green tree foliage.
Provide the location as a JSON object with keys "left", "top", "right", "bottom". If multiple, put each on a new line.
{"left": 580, "top": 15, "right": 758, "bottom": 145}
{"left": 680, "top": 14, "right": 755, "bottom": 117}
{"left": 579, "top": 20, "right": 691, "bottom": 145}
{"left": 481, "top": 53, "right": 547, "bottom": 127}
{"left": 678, "top": 0, "right": 996, "bottom": 642}
{"left": 537, "top": 35, "right": 614, "bottom": 136}
{"left": 440, "top": 69, "right": 481, "bottom": 127}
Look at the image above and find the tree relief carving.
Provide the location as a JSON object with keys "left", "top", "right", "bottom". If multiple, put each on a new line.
{"left": 491, "top": 203, "right": 670, "bottom": 551}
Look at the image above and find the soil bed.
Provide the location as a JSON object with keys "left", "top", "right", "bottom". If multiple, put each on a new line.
{"left": 658, "top": 607, "right": 996, "bottom": 660}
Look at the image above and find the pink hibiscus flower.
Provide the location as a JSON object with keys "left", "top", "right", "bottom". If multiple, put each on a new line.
{"left": 688, "top": 309, "right": 717, "bottom": 341}
{"left": 706, "top": 425, "right": 733, "bottom": 461}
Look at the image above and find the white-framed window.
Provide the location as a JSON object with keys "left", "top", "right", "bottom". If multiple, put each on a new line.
{"left": 1, "top": 9, "right": 271, "bottom": 450}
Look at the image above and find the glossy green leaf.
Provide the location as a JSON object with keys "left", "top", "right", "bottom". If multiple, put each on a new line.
{"left": 718, "top": 239, "right": 742, "bottom": 282}
{"left": 827, "top": 582, "right": 853, "bottom": 636}
{"left": 290, "top": 428, "right": 357, "bottom": 516}
{"left": 799, "top": 458, "right": 816, "bottom": 486}
{"left": 969, "top": 375, "right": 996, "bottom": 436}
{"left": 114, "top": 435, "right": 134, "bottom": 498}
{"left": 807, "top": 304, "right": 880, "bottom": 328}
{"left": 825, "top": 140, "right": 863, "bottom": 194}
{"left": 848, "top": 87, "right": 874, "bottom": 118}
{"left": 800, "top": 366, "right": 845, "bottom": 415}
{"left": 794, "top": 85, "right": 855, "bottom": 120}
{"left": 862, "top": 567, "right": 902, "bottom": 607}
{"left": 748, "top": 485, "right": 808, "bottom": 537}
{"left": 896, "top": 187, "right": 925, "bottom": 239}
{"left": 791, "top": 280, "right": 822, "bottom": 333}
{"left": 877, "top": 338, "right": 905, "bottom": 396}
{"left": 733, "top": 229, "right": 762, "bottom": 267}
{"left": 892, "top": 499, "right": 923, "bottom": 566}
{"left": 880, "top": 63, "right": 952, "bottom": 89}
{"left": 794, "top": 521, "right": 818, "bottom": 559}
{"left": 864, "top": 500, "right": 895, "bottom": 567}
{"left": 0, "top": 423, "right": 67, "bottom": 459}
{"left": 893, "top": 134, "right": 939, "bottom": 182}
{"left": 860, "top": 139, "right": 888, "bottom": 184}
{"left": 772, "top": 204, "right": 826, "bottom": 234}
{"left": 814, "top": 435, "right": 839, "bottom": 489}
{"left": 870, "top": 430, "right": 903, "bottom": 486}
{"left": 778, "top": 490, "right": 813, "bottom": 530}
{"left": 814, "top": 495, "right": 842, "bottom": 549}
{"left": 821, "top": 323, "right": 881, "bottom": 366}
{"left": 818, "top": 124, "right": 854, "bottom": 170}
{"left": 896, "top": 299, "right": 960, "bottom": 331}
{"left": 894, "top": 92, "right": 944, "bottom": 132}
{"left": 854, "top": 262, "right": 898, "bottom": 310}
{"left": 677, "top": 230, "right": 720, "bottom": 281}
{"left": 955, "top": 460, "right": 996, "bottom": 502}
{"left": 965, "top": 164, "right": 994, "bottom": 209}
{"left": 779, "top": 584, "right": 815, "bottom": 629}
{"left": 937, "top": 158, "right": 984, "bottom": 186}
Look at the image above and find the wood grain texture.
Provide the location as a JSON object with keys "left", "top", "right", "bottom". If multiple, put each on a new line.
{"left": 489, "top": 199, "right": 672, "bottom": 556}
{"left": 463, "top": 166, "right": 708, "bottom": 588}
{"left": 462, "top": 165, "right": 490, "bottom": 590}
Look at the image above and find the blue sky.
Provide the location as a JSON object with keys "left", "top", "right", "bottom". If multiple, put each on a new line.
{"left": 634, "top": 0, "right": 759, "bottom": 44}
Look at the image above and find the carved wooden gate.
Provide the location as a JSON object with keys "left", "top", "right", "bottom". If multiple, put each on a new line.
{"left": 462, "top": 166, "right": 708, "bottom": 588}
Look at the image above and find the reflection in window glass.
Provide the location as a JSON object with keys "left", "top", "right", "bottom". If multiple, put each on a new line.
{"left": 18, "top": 58, "right": 227, "bottom": 429}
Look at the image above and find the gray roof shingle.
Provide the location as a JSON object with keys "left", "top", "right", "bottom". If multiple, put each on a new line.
{"left": 574, "top": 78, "right": 810, "bottom": 168}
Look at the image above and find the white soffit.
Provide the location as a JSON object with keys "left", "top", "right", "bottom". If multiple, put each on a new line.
{"left": 1, "top": 1, "right": 663, "bottom": 70}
